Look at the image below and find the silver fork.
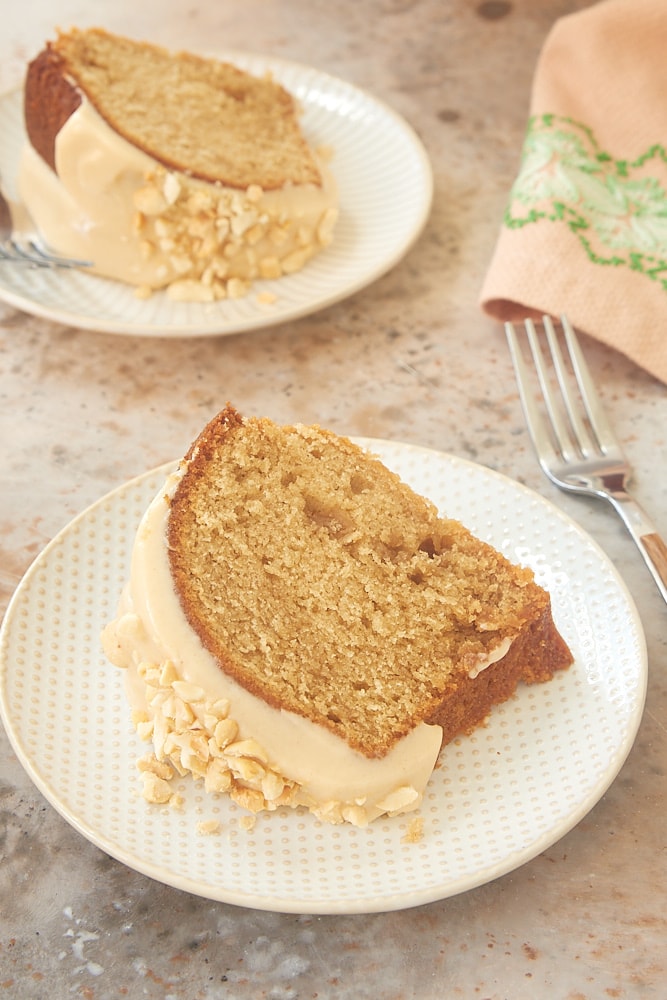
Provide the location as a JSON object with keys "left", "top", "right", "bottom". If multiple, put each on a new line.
{"left": 0, "top": 185, "right": 91, "bottom": 270}
{"left": 506, "top": 314, "right": 667, "bottom": 606}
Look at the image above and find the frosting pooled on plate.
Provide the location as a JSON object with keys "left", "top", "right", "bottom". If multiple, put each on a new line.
{"left": 19, "top": 97, "right": 338, "bottom": 302}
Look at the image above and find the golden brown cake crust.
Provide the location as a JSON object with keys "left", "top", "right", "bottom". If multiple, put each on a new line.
{"left": 166, "top": 405, "right": 573, "bottom": 759}
{"left": 23, "top": 27, "right": 323, "bottom": 189}
{"left": 24, "top": 45, "right": 82, "bottom": 172}
{"left": 426, "top": 606, "right": 573, "bottom": 744}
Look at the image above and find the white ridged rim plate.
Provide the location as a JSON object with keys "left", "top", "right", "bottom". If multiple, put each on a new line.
{"left": 0, "top": 54, "right": 432, "bottom": 336}
{"left": 0, "top": 440, "right": 647, "bottom": 913}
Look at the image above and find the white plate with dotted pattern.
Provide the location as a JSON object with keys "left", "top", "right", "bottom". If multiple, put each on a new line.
{"left": 0, "top": 440, "right": 647, "bottom": 913}
{"left": 0, "top": 53, "right": 432, "bottom": 337}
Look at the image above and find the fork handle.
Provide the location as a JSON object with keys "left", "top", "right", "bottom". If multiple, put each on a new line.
{"left": 607, "top": 492, "right": 667, "bottom": 605}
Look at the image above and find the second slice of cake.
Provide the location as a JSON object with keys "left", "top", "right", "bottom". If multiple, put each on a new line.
{"left": 20, "top": 28, "right": 338, "bottom": 301}
{"left": 102, "top": 405, "right": 573, "bottom": 826}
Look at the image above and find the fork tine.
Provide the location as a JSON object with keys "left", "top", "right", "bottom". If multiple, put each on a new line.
{"left": 523, "top": 317, "right": 583, "bottom": 463}
{"left": 24, "top": 238, "right": 92, "bottom": 268}
{"left": 559, "top": 315, "right": 622, "bottom": 456}
{"left": 1, "top": 238, "right": 90, "bottom": 269}
{"left": 5, "top": 241, "right": 51, "bottom": 267}
{"left": 542, "top": 315, "right": 594, "bottom": 456}
{"left": 9, "top": 238, "right": 90, "bottom": 269}
{"left": 505, "top": 320, "right": 562, "bottom": 471}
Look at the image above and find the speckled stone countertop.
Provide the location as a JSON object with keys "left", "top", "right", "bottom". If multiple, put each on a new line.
{"left": 1, "top": 2, "right": 666, "bottom": 998}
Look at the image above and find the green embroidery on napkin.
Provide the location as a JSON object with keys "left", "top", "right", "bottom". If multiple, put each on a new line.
{"left": 505, "top": 114, "right": 667, "bottom": 288}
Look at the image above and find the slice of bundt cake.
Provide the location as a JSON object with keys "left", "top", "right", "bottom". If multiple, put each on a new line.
{"left": 102, "top": 405, "right": 572, "bottom": 827}
{"left": 20, "top": 28, "right": 338, "bottom": 300}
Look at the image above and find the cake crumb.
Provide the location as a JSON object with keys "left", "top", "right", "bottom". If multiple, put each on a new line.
{"left": 239, "top": 814, "right": 257, "bottom": 832}
{"left": 401, "top": 816, "right": 424, "bottom": 844}
{"left": 197, "top": 818, "right": 222, "bottom": 836}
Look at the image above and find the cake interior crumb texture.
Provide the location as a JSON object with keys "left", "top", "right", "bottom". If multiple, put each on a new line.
{"left": 27, "top": 27, "right": 322, "bottom": 188}
{"left": 168, "top": 406, "right": 572, "bottom": 758}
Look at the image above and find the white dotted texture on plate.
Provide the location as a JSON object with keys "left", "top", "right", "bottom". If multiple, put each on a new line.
{"left": 0, "top": 441, "right": 647, "bottom": 913}
{"left": 0, "top": 53, "right": 433, "bottom": 336}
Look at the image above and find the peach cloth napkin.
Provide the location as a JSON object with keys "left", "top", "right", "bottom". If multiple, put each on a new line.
{"left": 480, "top": 0, "right": 667, "bottom": 384}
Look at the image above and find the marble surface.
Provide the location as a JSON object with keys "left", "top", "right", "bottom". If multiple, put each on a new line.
{"left": 1, "top": 1, "right": 666, "bottom": 997}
